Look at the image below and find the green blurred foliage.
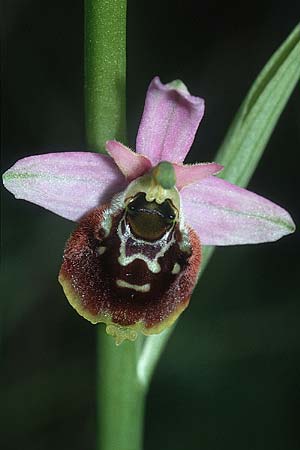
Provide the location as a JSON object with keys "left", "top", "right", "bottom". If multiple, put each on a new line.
{"left": 1, "top": 1, "right": 300, "bottom": 449}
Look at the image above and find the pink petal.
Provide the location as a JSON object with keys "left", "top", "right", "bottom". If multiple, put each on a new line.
{"left": 181, "top": 176, "right": 295, "bottom": 245}
{"left": 174, "top": 162, "right": 223, "bottom": 190}
{"left": 2, "top": 152, "right": 126, "bottom": 221}
{"left": 136, "top": 76, "right": 205, "bottom": 165}
{"left": 106, "top": 140, "right": 152, "bottom": 181}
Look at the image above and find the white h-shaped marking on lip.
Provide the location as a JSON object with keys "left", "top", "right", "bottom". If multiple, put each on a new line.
{"left": 100, "top": 193, "right": 191, "bottom": 275}
{"left": 117, "top": 218, "right": 175, "bottom": 274}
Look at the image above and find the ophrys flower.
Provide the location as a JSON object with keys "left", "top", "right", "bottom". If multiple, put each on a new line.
{"left": 3, "top": 77, "right": 295, "bottom": 344}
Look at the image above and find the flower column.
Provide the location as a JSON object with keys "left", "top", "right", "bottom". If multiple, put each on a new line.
{"left": 84, "top": 1, "right": 145, "bottom": 449}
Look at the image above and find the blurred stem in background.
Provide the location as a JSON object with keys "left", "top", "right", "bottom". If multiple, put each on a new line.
{"left": 85, "top": 1, "right": 145, "bottom": 450}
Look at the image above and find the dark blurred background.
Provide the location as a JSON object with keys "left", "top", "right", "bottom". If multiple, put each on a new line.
{"left": 1, "top": 1, "right": 300, "bottom": 449}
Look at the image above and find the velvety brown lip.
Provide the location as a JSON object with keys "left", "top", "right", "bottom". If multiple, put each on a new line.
{"left": 59, "top": 203, "right": 201, "bottom": 332}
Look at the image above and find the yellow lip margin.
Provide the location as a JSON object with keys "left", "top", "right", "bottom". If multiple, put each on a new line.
{"left": 59, "top": 270, "right": 190, "bottom": 345}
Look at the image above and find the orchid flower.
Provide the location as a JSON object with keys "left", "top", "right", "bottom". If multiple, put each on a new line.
{"left": 2, "top": 77, "right": 295, "bottom": 344}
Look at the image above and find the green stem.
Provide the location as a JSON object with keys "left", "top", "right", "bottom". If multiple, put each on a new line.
{"left": 84, "top": 1, "right": 145, "bottom": 450}
{"left": 85, "top": 0, "right": 126, "bottom": 152}
{"left": 97, "top": 330, "right": 145, "bottom": 450}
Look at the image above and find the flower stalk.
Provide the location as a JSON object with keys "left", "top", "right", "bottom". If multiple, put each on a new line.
{"left": 85, "top": 0, "right": 126, "bottom": 152}
{"left": 97, "top": 331, "right": 145, "bottom": 450}
{"left": 84, "top": 1, "right": 145, "bottom": 449}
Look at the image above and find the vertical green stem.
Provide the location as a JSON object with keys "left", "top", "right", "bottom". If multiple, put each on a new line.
{"left": 85, "top": 0, "right": 126, "bottom": 152}
{"left": 97, "top": 331, "right": 145, "bottom": 450}
{"left": 84, "top": 1, "right": 145, "bottom": 449}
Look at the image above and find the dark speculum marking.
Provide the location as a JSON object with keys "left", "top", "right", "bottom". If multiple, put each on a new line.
{"left": 59, "top": 195, "right": 201, "bottom": 334}
{"left": 126, "top": 193, "right": 176, "bottom": 241}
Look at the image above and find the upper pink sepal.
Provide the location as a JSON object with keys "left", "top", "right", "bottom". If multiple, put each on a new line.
{"left": 173, "top": 162, "right": 223, "bottom": 190}
{"left": 106, "top": 140, "right": 152, "bottom": 181}
{"left": 2, "top": 152, "right": 126, "bottom": 221}
{"left": 136, "top": 76, "right": 205, "bottom": 165}
{"left": 181, "top": 176, "right": 295, "bottom": 245}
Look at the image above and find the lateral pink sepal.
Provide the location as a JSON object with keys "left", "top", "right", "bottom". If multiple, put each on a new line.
{"left": 2, "top": 152, "right": 126, "bottom": 221}
{"left": 181, "top": 176, "right": 295, "bottom": 245}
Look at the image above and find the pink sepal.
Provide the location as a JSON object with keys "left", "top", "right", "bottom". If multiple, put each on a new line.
{"left": 2, "top": 152, "right": 126, "bottom": 221}
{"left": 136, "top": 77, "right": 205, "bottom": 165}
{"left": 181, "top": 176, "right": 295, "bottom": 245}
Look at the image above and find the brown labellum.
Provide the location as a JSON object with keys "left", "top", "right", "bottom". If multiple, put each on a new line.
{"left": 59, "top": 191, "right": 201, "bottom": 344}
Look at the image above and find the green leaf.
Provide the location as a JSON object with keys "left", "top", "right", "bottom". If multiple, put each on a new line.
{"left": 216, "top": 23, "right": 300, "bottom": 187}
{"left": 138, "top": 24, "right": 300, "bottom": 388}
